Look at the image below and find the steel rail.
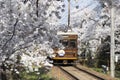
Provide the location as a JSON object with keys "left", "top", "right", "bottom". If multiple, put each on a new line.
{"left": 74, "top": 66, "right": 105, "bottom": 80}
{"left": 59, "top": 66, "right": 79, "bottom": 80}
{"left": 59, "top": 66, "right": 105, "bottom": 80}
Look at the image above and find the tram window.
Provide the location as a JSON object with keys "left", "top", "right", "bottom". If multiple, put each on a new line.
{"left": 69, "top": 40, "right": 76, "bottom": 48}
{"left": 62, "top": 40, "right": 68, "bottom": 47}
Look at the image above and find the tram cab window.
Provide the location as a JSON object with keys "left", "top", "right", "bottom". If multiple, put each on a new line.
{"left": 62, "top": 40, "right": 68, "bottom": 47}
{"left": 69, "top": 40, "right": 76, "bottom": 48}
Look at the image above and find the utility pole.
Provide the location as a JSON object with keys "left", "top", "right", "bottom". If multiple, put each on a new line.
{"left": 68, "top": 0, "right": 71, "bottom": 30}
{"left": 110, "top": 2, "right": 115, "bottom": 78}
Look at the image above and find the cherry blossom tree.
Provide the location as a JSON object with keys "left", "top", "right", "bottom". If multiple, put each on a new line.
{"left": 0, "top": 0, "right": 65, "bottom": 79}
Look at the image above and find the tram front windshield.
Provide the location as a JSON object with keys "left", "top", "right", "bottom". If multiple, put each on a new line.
{"left": 62, "top": 40, "right": 68, "bottom": 47}
{"left": 69, "top": 40, "right": 76, "bottom": 48}
{"left": 61, "top": 39, "right": 76, "bottom": 48}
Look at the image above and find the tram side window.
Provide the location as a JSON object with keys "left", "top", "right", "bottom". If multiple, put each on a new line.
{"left": 69, "top": 40, "right": 76, "bottom": 48}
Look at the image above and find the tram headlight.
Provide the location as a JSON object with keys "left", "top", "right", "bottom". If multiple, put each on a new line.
{"left": 58, "top": 49, "right": 65, "bottom": 57}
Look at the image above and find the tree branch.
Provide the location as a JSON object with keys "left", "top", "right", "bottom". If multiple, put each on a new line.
{"left": 1, "top": 18, "right": 19, "bottom": 51}
{"left": 3, "top": 44, "right": 32, "bottom": 64}
{"left": 24, "top": 0, "right": 29, "bottom": 4}
{"left": 88, "top": 17, "right": 101, "bottom": 26}
{"left": 80, "top": 19, "right": 86, "bottom": 28}
{"left": 36, "top": 0, "right": 39, "bottom": 17}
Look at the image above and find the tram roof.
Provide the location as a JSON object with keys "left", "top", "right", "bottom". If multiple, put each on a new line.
{"left": 57, "top": 30, "right": 78, "bottom": 35}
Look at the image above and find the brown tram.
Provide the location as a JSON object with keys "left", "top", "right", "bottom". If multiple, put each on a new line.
{"left": 52, "top": 31, "right": 78, "bottom": 64}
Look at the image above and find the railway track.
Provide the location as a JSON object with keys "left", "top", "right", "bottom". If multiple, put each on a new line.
{"left": 59, "top": 66, "right": 105, "bottom": 80}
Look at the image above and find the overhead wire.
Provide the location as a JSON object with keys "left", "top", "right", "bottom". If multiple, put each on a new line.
{"left": 48, "top": 0, "right": 68, "bottom": 24}
{"left": 60, "top": 0, "right": 94, "bottom": 24}
{"left": 71, "top": 2, "right": 93, "bottom": 15}
{"left": 47, "top": 0, "right": 94, "bottom": 25}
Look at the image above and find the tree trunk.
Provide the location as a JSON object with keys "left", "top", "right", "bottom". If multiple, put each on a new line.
{"left": 1, "top": 63, "right": 7, "bottom": 80}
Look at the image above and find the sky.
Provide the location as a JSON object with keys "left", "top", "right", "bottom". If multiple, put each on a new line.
{"left": 59, "top": 0, "right": 99, "bottom": 25}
